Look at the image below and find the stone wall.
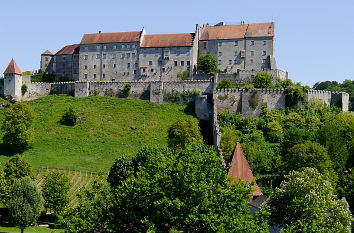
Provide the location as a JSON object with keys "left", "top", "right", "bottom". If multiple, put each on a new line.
{"left": 217, "top": 69, "right": 288, "bottom": 85}
{"left": 0, "top": 79, "right": 4, "bottom": 97}
{"left": 306, "top": 89, "right": 332, "bottom": 105}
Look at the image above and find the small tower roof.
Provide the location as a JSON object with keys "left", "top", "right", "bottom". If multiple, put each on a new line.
{"left": 3, "top": 58, "right": 22, "bottom": 75}
{"left": 227, "top": 143, "right": 262, "bottom": 197}
{"left": 42, "top": 50, "right": 53, "bottom": 55}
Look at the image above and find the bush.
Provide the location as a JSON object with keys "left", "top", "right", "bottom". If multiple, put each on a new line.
{"left": 21, "top": 84, "right": 27, "bottom": 96}
{"left": 122, "top": 84, "right": 131, "bottom": 97}
{"left": 60, "top": 106, "right": 78, "bottom": 126}
{"left": 167, "top": 118, "right": 203, "bottom": 150}
{"left": 197, "top": 54, "right": 217, "bottom": 73}
{"left": 217, "top": 78, "right": 233, "bottom": 89}
{"left": 4, "top": 154, "right": 36, "bottom": 185}
{"left": 253, "top": 72, "right": 272, "bottom": 88}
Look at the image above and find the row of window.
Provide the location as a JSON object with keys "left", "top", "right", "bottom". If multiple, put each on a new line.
{"left": 83, "top": 44, "right": 137, "bottom": 52}
{"left": 82, "top": 53, "right": 137, "bottom": 60}
{"left": 84, "top": 70, "right": 137, "bottom": 79}
{"left": 218, "top": 51, "right": 267, "bottom": 57}
{"left": 217, "top": 59, "right": 267, "bottom": 65}
{"left": 147, "top": 60, "right": 191, "bottom": 66}
{"left": 217, "top": 40, "right": 267, "bottom": 47}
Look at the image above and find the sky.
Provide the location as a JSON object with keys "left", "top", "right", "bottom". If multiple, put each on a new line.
{"left": 0, "top": 0, "right": 353, "bottom": 86}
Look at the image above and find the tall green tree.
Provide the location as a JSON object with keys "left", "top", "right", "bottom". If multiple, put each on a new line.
{"left": 8, "top": 177, "right": 44, "bottom": 233}
{"left": 4, "top": 154, "right": 36, "bottom": 185}
{"left": 197, "top": 54, "right": 217, "bottom": 74}
{"left": 109, "top": 144, "right": 270, "bottom": 232}
{"left": 269, "top": 168, "right": 352, "bottom": 232}
{"left": 167, "top": 118, "right": 203, "bottom": 150}
{"left": 253, "top": 72, "right": 273, "bottom": 88}
{"left": 1, "top": 102, "right": 34, "bottom": 153}
{"left": 41, "top": 171, "right": 71, "bottom": 217}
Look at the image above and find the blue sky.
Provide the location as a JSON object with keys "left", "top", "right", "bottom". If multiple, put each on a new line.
{"left": 0, "top": 0, "right": 353, "bottom": 86}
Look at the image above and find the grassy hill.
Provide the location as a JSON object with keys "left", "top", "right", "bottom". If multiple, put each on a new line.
{"left": 0, "top": 95, "right": 195, "bottom": 173}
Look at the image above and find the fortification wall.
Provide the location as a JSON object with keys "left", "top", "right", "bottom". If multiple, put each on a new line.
{"left": 331, "top": 91, "right": 350, "bottom": 112}
{"left": 212, "top": 96, "right": 225, "bottom": 167}
{"left": 306, "top": 90, "right": 332, "bottom": 106}
{"left": 163, "top": 81, "right": 213, "bottom": 95}
{"left": 195, "top": 94, "right": 211, "bottom": 121}
{"left": 215, "top": 89, "right": 242, "bottom": 113}
{"left": 24, "top": 82, "right": 52, "bottom": 100}
{"left": 51, "top": 82, "right": 75, "bottom": 95}
{"left": 217, "top": 69, "right": 289, "bottom": 85}
{"left": 88, "top": 81, "right": 151, "bottom": 99}
{"left": 0, "top": 79, "right": 4, "bottom": 97}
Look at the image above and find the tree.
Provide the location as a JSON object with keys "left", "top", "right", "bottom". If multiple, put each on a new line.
{"left": 0, "top": 165, "right": 9, "bottom": 204}
{"left": 4, "top": 154, "right": 36, "bottom": 185}
{"left": 8, "top": 177, "right": 44, "bottom": 233}
{"left": 217, "top": 78, "right": 234, "bottom": 89}
{"left": 220, "top": 127, "right": 239, "bottom": 163}
{"left": 269, "top": 168, "right": 352, "bottom": 232}
{"left": 107, "top": 156, "right": 133, "bottom": 188}
{"left": 109, "top": 144, "right": 269, "bottom": 232}
{"left": 41, "top": 171, "right": 71, "bottom": 217}
{"left": 197, "top": 54, "right": 217, "bottom": 74}
{"left": 253, "top": 72, "right": 273, "bottom": 88}
{"left": 167, "top": 118, "right": 203, "bottom": 150}
{"left": 1, "top": 102, "right": 34, "bottom": 153}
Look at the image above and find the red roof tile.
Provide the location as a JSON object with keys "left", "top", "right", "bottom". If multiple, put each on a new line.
{"left": 200, "top": 22, "right": 274, "bottom": 41}
{"left": 227, "top": 143, "right": 262, "bottom": 197}
{"left": 4, "top": 58, "right": 22, "bottom": 75}
{"left": 42, "top": 50, "right": 53, "bottom": 55}
{"left": 141, "top": 33, "right": 195, "bottom": 48}
{"left": 55, "top": 44, "right": 80, "bottom": 55}
{"left": 80, "top": 31, "right": 141, "bottom": 44}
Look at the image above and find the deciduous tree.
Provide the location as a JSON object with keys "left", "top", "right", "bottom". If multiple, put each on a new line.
{"left": 197, "top": 54, "right": 217, "bottom": 74}
{"left": 167, "top": 118, "right": 203, "bottom": 150}
{"left": 4, "top": 154, "right": 36, "bottom": 185}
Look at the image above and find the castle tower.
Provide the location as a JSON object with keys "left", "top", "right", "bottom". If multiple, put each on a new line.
{"left": 40, "top": 50, "right": 53, "bottom": 73}
{"left": 3, "top": 58, "right": 22, "bottom": 101}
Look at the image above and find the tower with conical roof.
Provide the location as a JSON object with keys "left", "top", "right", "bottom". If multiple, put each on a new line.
{"left": 3, "top": 58, "right": 22, "bottom": 101}
{"left": 41, "top": 50, "right": 53, "bottom": 73}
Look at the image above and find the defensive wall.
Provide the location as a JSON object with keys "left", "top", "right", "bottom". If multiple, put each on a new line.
{"left": 216, "top": 69, "right": 288, "bottom": 85}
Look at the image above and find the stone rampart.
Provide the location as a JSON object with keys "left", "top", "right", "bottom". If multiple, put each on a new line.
{"left": 88, "top": 81, "right": 151, "bottom": 99}
{"left": 306, "top": 89, "right": 332, "bottom": 106}
{"left": 212, "top": 96, "right": 225, "bottom": 167}
{"left": 163, "top": 80, "right": 213, "bottom": 95}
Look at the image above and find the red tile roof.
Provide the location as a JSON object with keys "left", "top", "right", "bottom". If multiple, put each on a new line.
{"left": 200, "top": 22, "right": 274, "bottom": 40}
{"left": 42, "top": 50, "right": 53, "bottom": 55}
{"left": 141, "top": 33, "right": 195, "bottom": 48}
{"left": 55, "top": 44, "right": 80, "bottom": 55}
{"left": 80, "top": 31, "right": 141, "bottom": 44}
{"left": 4, "top": 58, "right": 22, "bottom": 75}
{"left": 227, "top": 143, "right": 262, "bottom": 197}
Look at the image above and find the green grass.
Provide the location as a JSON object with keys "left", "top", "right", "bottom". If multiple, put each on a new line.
{"left": 0, "top": 226, "right": 63, "bottom": 233}
{"left": 0, "top": 95, "right": 195, "bottom": 173}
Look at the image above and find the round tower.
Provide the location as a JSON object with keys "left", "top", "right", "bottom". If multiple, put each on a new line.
{"left": 3, "top": 58, "right": 22, "bottom": 101}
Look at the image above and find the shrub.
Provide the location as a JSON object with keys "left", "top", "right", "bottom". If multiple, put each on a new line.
{"left": 253, "top": 72, "right": 272, "bottom": 88}
{"left": 4, "top": 154, "right": 36, "bottom": 185}
{"left": 217, "top": 78, "right": 233, "bottom": 89}
{"left": 122, "top": 84, "right": 131, "bottom": 97}
{"left": 60, "top": 106, "right": 78, "bottom": 126}
{"left": 197, "top": 54, "right": 217, "bottom": 73}
{"left": 21, "top": 84, "right": 27, "bottom": 95}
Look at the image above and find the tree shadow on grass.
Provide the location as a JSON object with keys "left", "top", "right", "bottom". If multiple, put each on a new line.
{"left": 0, "top": 143, "right": 19, "bottom": 157}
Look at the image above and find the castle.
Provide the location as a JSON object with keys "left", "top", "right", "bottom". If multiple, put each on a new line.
{"left": 40, "top": 22, "right": 287, "bottom": 82}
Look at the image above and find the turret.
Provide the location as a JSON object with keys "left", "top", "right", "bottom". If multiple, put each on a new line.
{"left": 3, "top": 58, "right": 22, "bottom": 101}
{"left": 40, "top": 50, "right": 53, "bottom": 73}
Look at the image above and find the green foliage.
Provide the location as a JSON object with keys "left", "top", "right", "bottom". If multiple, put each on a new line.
{"left": 284, "top": 83, "right": 309, "bottom": 107}
{"left": 197, "top": 54, "right": 217, "bottom": 74}
{"left": 21, "top": 84, "right": 28, "bottom": 96}
{"left": 253, "top": 72, "right": 273, "bottom": 88}
{"left": 220, "top": 127, "right": 239, "bottom": 163}
{"left": 122, "top": 84, "right": 131, "bottom": 97}
{"left": 217, "top": 78, "right": 234, "bottom": 89}
{"left": 61, "top": 179, "right": 111, "bottom": 233}
{"left": 248, "top": 90, "right": 259, "bottom": 109}
{"left": 50, "top": 86, "right": 57, "bottom": 94}
{"left": 269, "top": 168, "right": 352, "bottom": 232}
{"left": 8, "top": 177, "right": 44, "bottom": 233}
{"left": 22, "top": 71, "right": 31, "bottom": 76}
{"left": 41, "top": 171, "right": 71, "bottom": 216}
{"left": 4, "top": 154, "right": 36, "bottom": 185}
{"left": 177, "top": 71, "right": 190, "bottom": 80}
{"left": 167, "top": 118, "right": 203, "bottom": 150}
{"left": 1, "top": 102, "right": 34, "bottom": 153}
{"left": 0, "top": 165, "right": 9, "bottom": 204}
{"left": 107, "top": 156, "right": 133, "bottom": 188}
{"left": 265, "top": 121, "right": 283, "bottom": 143}
{"left": 109, "top": 144, "right": 270, "bottom": 232}
{"left": 42, "top": 74, "right": 56, "bottom": 83}
{"left": 60, "top": 106, "right": 78, "bottom": 126}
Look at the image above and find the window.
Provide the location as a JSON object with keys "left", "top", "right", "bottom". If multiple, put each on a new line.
{"left": 144, "top": 52, "right": 147, "bottom": 57}
{"left": 251, "top": 41, "right": 255, "bottom": 46}
{"left": 186, "top": 51, "right": 190, "bottom": 56}
{"left": 149, "top": 61, "right": 152, "bottom": 65}
{"left": 187, "top": 61, "right": 190, "bottom": 66}
{"left": 62, "top": 56, "right": 66, "bottom": 61}
{"left": 158, "top": 61, "right": 162, "bottom": 65}
{"left": 174, "top": 61, "right": 177, "bottom": 66}
{"left": 97, "top": 45, "right": 101, "bottom": 51}
{"left": 128, "top": 63, "right": 130, "bottom": 68}
{"left": 250, "top": 59, "right": 254, "bottom": 64}
{"left": 177, "top": 51, "right": 180, "bottom": 56}
{"left": 229, "top": 60, "right": 232, "bottom": 65}
{"left": 121, "top": 44, "right": 125, "bottom": 49}
{"left": 103, "top": 45, "right": 107, "bottom": 50}
{"left": 263, "top": 41, "right": 266, "bottom": 45}
{"left": 181, "top": 61, "right": 184, "bottom": 66}
{"left": 132, "top": 53, "right": 136, "bottom": 58}
{"left": 164, "top": 51, "right": 169, "bottom": 56}
{"left": 162, "top": 68, "right": 166, "bottom": 72}
{"left": 127, "top": 44, "right": 130, "bottom": 49}
{"left": 234, "top": 41, "right": 238, "bottom": 46}
{"left": 84, "top": 65, "right": 87, "bottom": 70}
{"left": 114, "top": 64, "right": 117, "bottom": 68}
{"left": 84, "top": 46, "right": 88, "bottom": 51}
{"left": 127, "top": 72, "right": 129, "bottom": 75}
{"left": 84, "top": 74, "right": 87, "bottom": 79}
{"left": 142, "top": 68, "right": 146, "bottom": 73}
{"left": 103, "top": 54, "right": 106, "bottom": 59}
{"left": 151, "top": 69, "right": 154, "bottom": 72}
{"left": 262, "top": 51, "right": 266, "bottom": 56}
{"left": 203, "top": 41, "right": 207, "bottom": 49}
{"left": 132, "top": 44, "right": 136, "bottom": 49}
{"left": 218, "top": 60, "right": 221, "bottom": 65}
{"left": 45, "top": 57, "right": 48, "bottom": 61}
{"left": 103, "top": 74, "right": 105, "bottom": 78}
{"left": 262, "top": 59, "right": 266, "bottom": 64}
{"left": 134, "top": 70, "right": 136, "bottom": 74}
{"left": 112, "top": 53, "right": 117, "bottom": 59}
{"left": 126, "top": 53, "right": 130, "bottom": 58}
{"left": 93, "top": 65, "right": 96, "bottom": 69}
{"left": 155, "top": 52, "right": 159, "bottom": 57}
{"left": 94, "top": 74, "right": 96, "bottom": 79}
{"left": 121, "top": 54, "right": 125, "bottom": 59}
{"left": 113, "top": 45, "right": 117, "bottom": 50}
{"left": 234, "top": 59, "right": 238, "bottom": 64}
{"left": 218, "top": 42, "right": 222, "bottom": 46}
{"left": 84, "top": 55, "right": 88, "bottom": 60}
{"left": 218, "top": 52, "right": 222, "bottom": 57}
{"left": 103, "top": 64, "right": 106, "bottom": 69}
{"left": 235, "top": 51, "right": 238, "bottom": 56}
{"left": 96, "top": 54, "right": 101, "bottom": 59}
{"left": 251, "top": 51, "right": 254, "bottom": 56}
